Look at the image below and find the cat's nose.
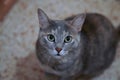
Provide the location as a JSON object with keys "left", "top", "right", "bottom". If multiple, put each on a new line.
{"left": 55, "top": 47, "right": 62, "bottom": 53}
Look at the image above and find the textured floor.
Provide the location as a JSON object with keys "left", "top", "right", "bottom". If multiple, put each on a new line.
{"left": 0, "top": 0, "right": 120, "bottom": 80}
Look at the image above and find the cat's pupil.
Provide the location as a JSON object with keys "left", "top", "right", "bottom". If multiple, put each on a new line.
{"left": 64, "top": 36, "right": 72, "bottom": 43}
{"left": 47, "top": 34, "right": 55, "bottom": 42}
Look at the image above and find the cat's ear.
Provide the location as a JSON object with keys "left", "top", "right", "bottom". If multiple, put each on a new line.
{"left": 71, "top": 14, "right": 86, "bottom": 32}
{"left": 38, "top": 8, "right": 49, "bottom": 29}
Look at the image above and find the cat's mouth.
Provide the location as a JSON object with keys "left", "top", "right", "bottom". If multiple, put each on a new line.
{"left": 56, "top": 53, "right": 61, "bottom": 56}
{"left": 54, "top": 53, "right": 61, "bottom": 58}
{"left": 54, "top": 50, "right": 68, "bottom": 58}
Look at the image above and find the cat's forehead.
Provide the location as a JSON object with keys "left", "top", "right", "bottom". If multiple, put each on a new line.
{"left": 50, "top": 20, "right": 69, "bottom": 35}
{"left": 49, "top": 20, "right": 71, "bottom": 32}
{"left": 51, "top": 20, "right": 72, "bottom": 34}
{"left": 41, "top": 20, "right": 77, "bottom": 36}
{"left": 53, "top": 20, "right": 67, "bottom": 29}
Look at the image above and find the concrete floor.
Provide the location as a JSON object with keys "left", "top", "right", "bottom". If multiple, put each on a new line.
{"left": 0, "top": 0, "right": 120, "bottom": 80}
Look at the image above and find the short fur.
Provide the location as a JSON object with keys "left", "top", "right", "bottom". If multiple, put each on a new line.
{"left": 36, "top": 8, "right": 119, "bottom": 80}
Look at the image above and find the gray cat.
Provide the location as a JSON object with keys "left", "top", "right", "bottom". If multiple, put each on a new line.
{"left": 36, "top": 8, "right": 120, "bottom": 80}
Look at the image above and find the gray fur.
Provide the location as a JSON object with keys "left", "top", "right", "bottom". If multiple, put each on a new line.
{"left": 36, "top": 8, "right": 119, "bottom": 80}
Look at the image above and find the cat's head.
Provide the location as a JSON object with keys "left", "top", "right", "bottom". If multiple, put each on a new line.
{"left": 37, "top": 8, "right": 86, "bottom": 59}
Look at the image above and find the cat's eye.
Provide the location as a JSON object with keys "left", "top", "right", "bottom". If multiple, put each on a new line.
{"left": 64, "top": 36, "right": 72, "bottom": 43}
{"left": 47, "top": 34, "right": 55, "bottom": 42}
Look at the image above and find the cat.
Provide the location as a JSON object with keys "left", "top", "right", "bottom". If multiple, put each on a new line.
{"left": 36, "top": 8, "right": 120, "bottom": 80}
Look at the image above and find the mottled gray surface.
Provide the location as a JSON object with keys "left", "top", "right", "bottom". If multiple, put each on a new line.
{"left": 0, "top": 0, "right": 120, "bottom": 80}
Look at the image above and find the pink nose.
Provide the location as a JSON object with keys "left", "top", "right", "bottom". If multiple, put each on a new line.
{"left": 55, "top": 47, "right": 62, "bottom": 53}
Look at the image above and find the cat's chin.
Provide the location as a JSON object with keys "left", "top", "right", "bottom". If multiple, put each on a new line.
{"left": 54, "top": 55, "right": 62, "bottom": 59}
